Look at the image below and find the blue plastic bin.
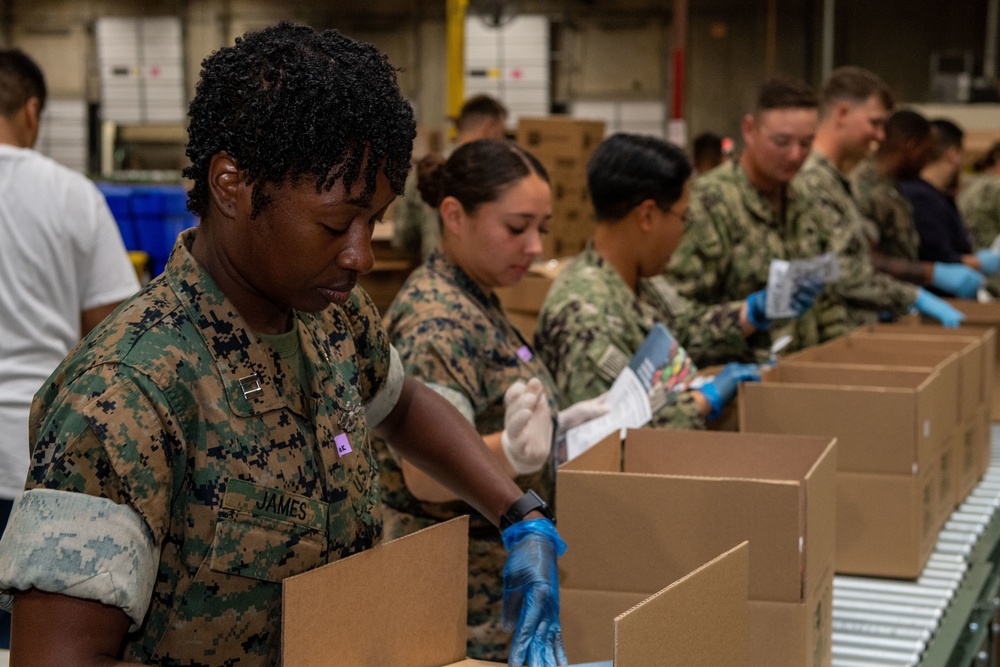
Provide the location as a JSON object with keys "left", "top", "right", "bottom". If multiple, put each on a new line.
{"left": 96, "top": 183, "right": 138, "bottom": 251}
{"left": 130, "top": 185, "right": 198, "bottom": 276}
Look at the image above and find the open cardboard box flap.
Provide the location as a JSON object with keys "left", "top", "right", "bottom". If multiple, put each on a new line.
{"left": 614, "top": 541, "right": 749, "bottom": 665}
{"left": 849, "top": 324, "right": 993, "bottom": 418}
{"left": 283, "top": 517, "right": 469, "bottom": 667}
{"left": 561, "top": 542, "right": 750, "bottom": 666}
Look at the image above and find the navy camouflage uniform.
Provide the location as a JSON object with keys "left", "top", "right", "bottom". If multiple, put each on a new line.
{"left": 797, "top": 152, "right": 918, "bottom": 325}
{"left": 535, "top": 243, "right": 706, "bottom": 429}
{"left": 376, "top": 249, "right": 556, "bottom": 661}
{"left": 958, "top": 175, "right": 1000, "bottom": 296}
{"left": 664, "top": 160, "right": 849, "bottom": 352}
{"left": 0, "top": 229, "right": 403, "bottom": 666}
{"left": 850, "top": 157, "right": 921, "bottom": 261}
{"left": 958, "top": 175, "right": 1000, "bottom": 251}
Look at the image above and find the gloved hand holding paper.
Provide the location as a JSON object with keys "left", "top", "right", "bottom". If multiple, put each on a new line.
{"left": 765, "top": 253, "right": 840, "bottom": 320}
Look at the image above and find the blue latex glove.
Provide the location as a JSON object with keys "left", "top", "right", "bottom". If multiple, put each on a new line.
{"left": 745, "top": 289, "right": 769, "bottom": 330}
{"left": 931, "top": 262, "right": 983, "bottom": 298}
{"left": 913, "top": 288, "right": 965, "bottom": 328}
{"left": 698, "top": 362, "right": 762, "bottom": 420}
{"left": 976, "top": 249, "right": 1000, "bottom": 276}
{"left": 746, "top": 280, "right": 824, "bottom": 331}
{"left": 502, "top": 518, "right": 569, "bottom": 667}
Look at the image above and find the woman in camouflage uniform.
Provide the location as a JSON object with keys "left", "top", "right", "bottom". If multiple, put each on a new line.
{"left": 0, "top": 24, "right": 566, "bottom": 667}
{"left": 378, "top": 139, "right": 604, "bottom": 661}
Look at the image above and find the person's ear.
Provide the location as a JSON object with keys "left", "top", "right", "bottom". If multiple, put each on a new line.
{"left": 636, "top": 199, "right": 658, "bottom": 233}
{"left": 947, "top": 145, "right": 963, "bottom": 166}
{"left": 740, "top": 113, "right": 756, "bottom": 143}
{"left": 439, "top": 196, "right": 466, "bottom": 235}
{"left": 833, "top": 101, "right": 852, "bottom": 126}
{"left": 207, "top": 151, "right": 247, "bottom": 220}
{"left": 19, "top": 97, "right": 42, "bottom": 148}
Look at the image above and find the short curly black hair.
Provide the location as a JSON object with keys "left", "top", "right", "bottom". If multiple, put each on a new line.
{"left": 183, "top": 21, "right": 416, "bottom": 218}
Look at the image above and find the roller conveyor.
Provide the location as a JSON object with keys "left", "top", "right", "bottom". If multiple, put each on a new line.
{"left": 831, "top": 426, "right": 1000, "bottom": 667}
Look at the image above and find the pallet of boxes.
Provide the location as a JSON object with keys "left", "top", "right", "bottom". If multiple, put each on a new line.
{"left": 516, "top": 117, "right": 605, "bottom": 260}
{"left": 739, "top": 323, "right": 994, "bottom": 580}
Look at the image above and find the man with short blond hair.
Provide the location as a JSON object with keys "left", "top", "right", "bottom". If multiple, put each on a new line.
{"left": 665, "top": 76, "right": 841, "bottom": 359}
{"left": 797, "top": 66, "right": 963, "bottom": 326}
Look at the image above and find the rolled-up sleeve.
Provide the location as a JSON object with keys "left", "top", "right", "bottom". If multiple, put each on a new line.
{"left": 0, "top": 488, "right": 158, "bottom": 631}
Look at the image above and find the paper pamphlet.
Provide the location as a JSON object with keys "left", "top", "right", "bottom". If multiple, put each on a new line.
{"left": 765, "top": 252, "right": 840, "bottom": 320}
{"left": 563, "top": 325, "right": 696, "bottom": 462}
{"left": 630, "top": 323, "right": 698, "bottom": 397}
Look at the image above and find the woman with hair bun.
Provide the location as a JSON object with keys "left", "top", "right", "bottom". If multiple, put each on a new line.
{"left": 377, "top": 138, "right": 605, "bottom": 663}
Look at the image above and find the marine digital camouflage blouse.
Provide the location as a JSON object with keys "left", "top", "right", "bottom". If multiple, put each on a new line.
{"left": 379, "top": 250, "right": 555, "bottom": 530}
{"left": 0, "top": 229, "right": 403, "bottom": 666}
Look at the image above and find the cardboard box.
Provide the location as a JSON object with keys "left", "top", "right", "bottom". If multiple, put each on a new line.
{"left": 740, "top": 364, "right": 956, "bottom": 577}
{"left": 283, "top": 516, "right": 748, "bottom": 666}
{"left": 516, "top": 117, "right": 606, "bottom": 161}
{"left": 852, "top": 323, "right": 994, "bottom": 416}
{"left": 844, "top": 330, "right": 986, "bottom": 422}
{"left": 939, "top": 300, "right": 1000, "bottom": 418}
{"left": 513, "top": 117, "right": 605, "bottom": 261}
{"left": 743, "top": 363, "right": 956, "bottom": 474}
{"left": 557, "top": 429, "right": 835, "bottom": 667}
{"left": 948, "top": 411, "right": 985, "bottom": 508}
{"left": 495, "top": 273, "right": 553, "bottom": 313}
{"left": 835, "top": 451, "right": 946, "bottom": 578}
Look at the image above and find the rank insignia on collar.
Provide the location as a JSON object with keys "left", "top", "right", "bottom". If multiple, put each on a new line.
{"left": 339, "top": 400, "right": 362, "bottom": 433}
{"left": 238, "top": 373, "right": 263, "bottom": 400}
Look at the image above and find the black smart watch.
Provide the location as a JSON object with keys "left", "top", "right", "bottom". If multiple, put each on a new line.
{"left": 499, "top": 489, "right": 553, "bottom": 530}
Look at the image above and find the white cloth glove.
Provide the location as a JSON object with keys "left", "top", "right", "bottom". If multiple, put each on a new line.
{"left": 556, "top": 393, "right": 610, "bottom": 437}
{"left": 501, "top": 378, "right": 554, "bottom": 475}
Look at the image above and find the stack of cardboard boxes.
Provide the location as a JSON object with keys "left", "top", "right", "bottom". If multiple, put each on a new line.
{"left": 740, "top": 324, "right": 994, "bottom": 578}
{"left": 943, "top": 300, "right": 1000, "bottom": 418}
{"left": 516, "top": 117, "right": 606, "bottom": 259}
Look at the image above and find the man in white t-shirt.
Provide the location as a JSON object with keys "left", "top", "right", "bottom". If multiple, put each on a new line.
{"left": 0, "top": 49, "right": 139, "bottom": 647}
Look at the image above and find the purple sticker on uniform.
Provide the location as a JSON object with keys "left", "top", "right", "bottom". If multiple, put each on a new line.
{"left": 334, "top": 433, "right": 352, "bottom": 457}
{"left": 516, "top": 345, "right": 533, "bottom": 362}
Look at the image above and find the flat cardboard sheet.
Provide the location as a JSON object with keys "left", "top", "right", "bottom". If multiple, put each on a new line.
{"left": 561, "top": 543, "right": 750, "bottom": 666}
{"left": 282, "top": 517, "right": 469, "bottom": 667}
{"left": 614, "top": 542, "right": 749, "bottom": 667}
